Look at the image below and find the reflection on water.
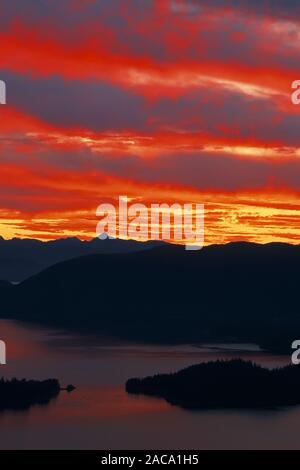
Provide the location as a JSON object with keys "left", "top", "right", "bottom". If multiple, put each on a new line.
{"left": 0, "top": 319, "right": 298, "bottom": 450}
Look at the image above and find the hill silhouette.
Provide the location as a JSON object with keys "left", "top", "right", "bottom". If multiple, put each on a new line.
{"left": 1, "top": 241, "right": 300, "bottom": 352}
{"left": 0, "top": 236, "right": 164, "bottom": 282}
{"left": 126, "top": 359, "right": 300, "bottom": 409}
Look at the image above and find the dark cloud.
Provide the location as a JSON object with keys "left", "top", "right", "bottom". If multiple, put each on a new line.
{"left": 3, "top": 136, "right": 300, "bottom": 193}
{"left": 180, "top": 0, "right": 300, "bottom": 20}
{"left": 2, "top": 0, "right": 299, "bottom": 25}
{"left": 0, "top": 71, "right": 146, "bottom": 131}
{"left": 0, "top": 0, "right": 153, "bottom": 30}
{"left": 1, "top": 70, "right": 299, "bottom": 146}
{"left": 91, "top": 152, "right": 300, "bottom": 192}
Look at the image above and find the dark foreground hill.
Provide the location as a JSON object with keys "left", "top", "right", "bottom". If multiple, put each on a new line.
{"left": 1, "top": 241, "right": 300, "bottom": 352}
{"left": 0, "top": 236, "right": 163, "bottom": 282}
{"left": 126, "top": 359, "right": 300, "bottom": 409}
{"left": 0, "top": 378, "right": 60, "bottom": 411}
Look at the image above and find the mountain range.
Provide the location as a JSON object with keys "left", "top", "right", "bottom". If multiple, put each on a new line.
{"left": 0, "top": 236, "right": 163, "bottom": 282}
{"left": 1, "top": 239, "right": 299, "bottom": 353}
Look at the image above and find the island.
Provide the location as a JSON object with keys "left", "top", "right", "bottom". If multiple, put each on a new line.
{"left": 126, "top": 359, "right": 300, "bottom": 409}
{"left": 0, "top": 377, "right": 63, "bottom": 411}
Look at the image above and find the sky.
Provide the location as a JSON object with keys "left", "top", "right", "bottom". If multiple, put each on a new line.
{"left": 0, "top": 0, "right": 300, "bottom": 244}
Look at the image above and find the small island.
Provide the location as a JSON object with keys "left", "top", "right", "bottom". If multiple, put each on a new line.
{"left": 126, "top": 359, "right": 300, "bottom": 409}
{"left": 0, "top": 377, "right": 61, "bottom": 411}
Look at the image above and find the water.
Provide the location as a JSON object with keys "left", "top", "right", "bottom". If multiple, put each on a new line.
{"left": 0, "top": 319, "right": 298, "bottom": 450}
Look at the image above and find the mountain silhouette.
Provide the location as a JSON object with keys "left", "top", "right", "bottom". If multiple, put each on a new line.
{"left": 0, "top": 236, "right": 164, "bottom": 282}
{"left": 1, "top": 241, "right": 300, "bottom": 352}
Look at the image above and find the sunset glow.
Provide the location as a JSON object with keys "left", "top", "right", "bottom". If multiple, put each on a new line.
{"left": 1, "top": 0, "right": 300, "bottom": 244}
